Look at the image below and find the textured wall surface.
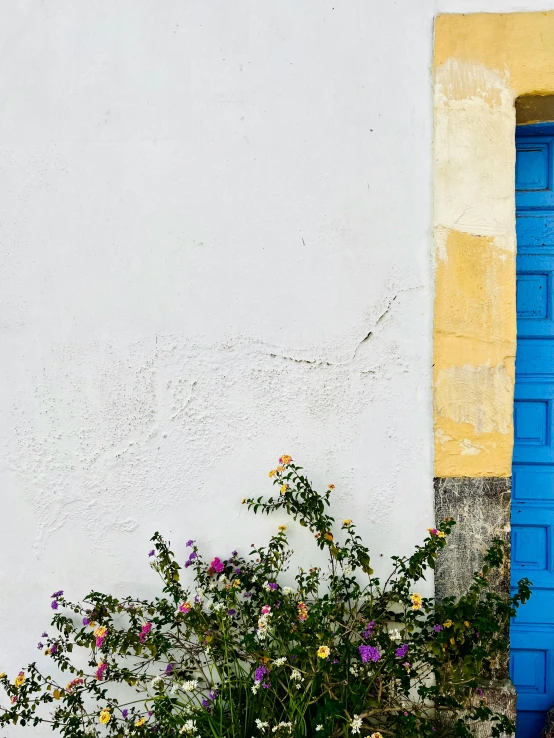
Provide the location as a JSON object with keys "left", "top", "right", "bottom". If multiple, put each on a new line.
{"left": 0, "top": 2, "right": 552, "bottom": 734}
{"left": 433, "top": 11, "right": 554, "bottom": 477}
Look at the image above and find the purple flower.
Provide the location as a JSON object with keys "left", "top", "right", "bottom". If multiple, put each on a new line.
{"left": 244, "top": 592, "right": 251, "bottom": 598}
{"left": 234, "top": 568, "right": 242, "bottom": 574}
{"left": 268, "top": 583, "right": 278, "bottom": 591}
{"left": 51, "top": 590, "right": 63, "bottom": 598}
{"left": 202, "top": 699, "right": 210, "bottom": 710}
{"left": 228, "top": 609, "right": 236, "bottom": 616}
{"left": 476, "top": 687, "right": 484, "bottom": 697}
{"left": 186, "top": 540, "right": 195, "bottom": 548}
{"left": 231, "top": 550, "right": 238, "bottom": 557}
{"left": 359, "top": 645, "right": 381, "bottom": 663}
{"left": 51, "top": 600, "right": 59, "bottom": 610}
{"left": 37, "top": 642, "right": 43, "bottom": 650}
{"left": 184, "top": 561, "right": 191, "bottom": 568}
{"left": 165, "top": 664, "right": 174, "bottom": 675}
{"left": 148, "top": 711, "right": 153, "bottom": 717}
{"left": 262, "top": 682, "right": 271, "bottom": 689}
{"left": 41, "top": 632, "right": 48, "bottom": 638}
{"left": 395, "top": 644, "right": 409, "bottom": 659}
{"left": 148, "top": 550, "right": 156, "bottom": 557}
{"left": 82, "top": 617, "right": 90, "bottom": 626}
{"left": 50, "top": 644, "right": 57, "bottom": 654}
{"left": 254, "top": 665, "right": 269, "bottom": 682}
{"left": 362, "top": 621, "right": 375, "bottom": 639}
{"left": 208, "top": 690, "right": 218, "bottom": 700}
{"left": 194, "top": 595, "right": 201, "bottom": 604}
{"left": 433, "top": 625, "right": 443, "bottom": 632}
{"left": 275, "top": 601, "right": 281, "bottom": 609}
{"left": 122, "top": 710, "right": 128, "bottom": 718}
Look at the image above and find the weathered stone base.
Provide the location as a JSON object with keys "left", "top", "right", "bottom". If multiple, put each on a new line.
{"left": 473, "top": 680, "right": 517, "bottom": 738}
{"left": 434, "top": 477, "right": 514, "bottom": 736}
{"left": 434, "top": 477, "right": 511, "bottom": 606}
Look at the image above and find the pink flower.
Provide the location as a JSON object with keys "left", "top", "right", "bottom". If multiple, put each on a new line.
{"left": 139, "top": 622, "right": 152, "bottom": 644}
{"left": 179, "top": 602, "right": 191, "bottom": 614}
{"left": 208, "top": 557, "right": 225, "bottom": 575}
{"left": 261, "top": 605, "right": 271, "bottom": 615}
{"left": 95, "top": 662, "right": 107, "bottom": 681}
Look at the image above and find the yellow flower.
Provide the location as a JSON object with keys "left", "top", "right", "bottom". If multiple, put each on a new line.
{"left": 99, "top": 709, "right": 111, "bottom": 724}
{"left": 0, "top": 673, "right": 5, "bottom": 679}
{"left": 135, "top": 717, "right": 147, "bottom": 727}
{"left": 279, "top": 455, "right": 292, "bottom": 466}
{"left": 437, "top": 531, "right": 446, "bottom": 538}
{"left": 14, "top": 672, "right": 25, "bottom": 688}
{"left": 278, "top": 525, "right": 287, "bottom": 531}
{"left": 450, "top": 637, "right": 455, "bottom": 645}
{"left": 280, "top": 484, "right": 289, "bottom": 495}
{"left": 89, "top": 621, "right": 96, "bottom": 628}
{"left": 317, "top": 645, "right": 331, "bottom": 659}
{"left": 410, "top": 593, "right": 423, "bottom": 610}
{"left": 443, "top": 620, "right": 453, "bottom": 628}
{"left": 94, "top": 625, "right": 107, "bottom": 639}
{"left": 343, "top": 519, "right": 352, "bottom": 526}
{"left": 328, "top": 484, "right": 335, "bottom": 490}
{"left": 241, "top": 498, "right": 246, "bottom": 504}
{"left": 324, "top": 532, "right": 333, "bottom": 541}
{"left": 269, "top": 470, "right": 277, "bottom": 478}
{"left": 464, "top": 621, "right": 470, "bottom": 627}
{"left": 370, "top": 733, "right": 383, "bottom": 738}
{"left": 276, "top": 465, "right": 284, "bottom": 472}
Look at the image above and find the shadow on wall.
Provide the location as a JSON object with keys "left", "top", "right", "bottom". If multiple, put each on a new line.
{"left": 516, "top": 95, "right": 554, "bottom": 125}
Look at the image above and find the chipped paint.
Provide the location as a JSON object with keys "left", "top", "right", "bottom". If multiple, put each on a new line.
{"left": 433, "top": 12, "right": 554, "bottom": 477}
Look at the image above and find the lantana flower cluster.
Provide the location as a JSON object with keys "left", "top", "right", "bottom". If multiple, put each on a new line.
{"left": 0, "top": 458, "right": 530, "bottom": 738}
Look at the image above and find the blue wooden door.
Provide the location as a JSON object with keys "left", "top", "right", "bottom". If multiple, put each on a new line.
{"left": 511, "top": 123, "right": 554, "bottom": 736}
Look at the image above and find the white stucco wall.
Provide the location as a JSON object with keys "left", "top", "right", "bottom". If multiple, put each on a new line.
{"left": 0, "top": 1, "right": 551, "bottom": 728}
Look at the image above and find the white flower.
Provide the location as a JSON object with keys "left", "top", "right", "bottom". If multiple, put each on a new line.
{"left": 183, "top": 679, "right": 198, "bottom": 692}
{"left": 349, "top": 665, "right": 359, "bottom": 676}
{"left": 251, "top": 682, "right": 260, "bottom": 694}
{"left": 209, "top": 582, "right": 217, "bottom": 590}
{"left": 213, "top": 602, "right": 225, "bottom": 612}
{"left": 389, "top": 628, "right": 402, "bottom": 641}
{"left": 343, "top": 565, "right": 353, "bottom": 575}
{"left": 171, "top": 683, "right": 180, "bottom": 695}
{"left": 350, "top": 716, "right": 363, "bottom": 735}
{"left": 151, "top": 676, "right": 164, "bottom": 689}
{"left": 180, "top": 720, "right": 198, "bottom": 734}
{"left": 282, "top": 586, "right": 293, "bottom": 595}
{"left": 255, "top": 719, "right": 269, "bottom": 731}
{"left": 290, "top": 669, "right": 304, "bottom": 682}
{"left": 263, "top": 582, "right": 272, "bottom": 591}
{"left": 273, "top": 657, "right": 287, "bottom": 667}
{"left": 316, "top": 726, "right": 323, "bottom": 732}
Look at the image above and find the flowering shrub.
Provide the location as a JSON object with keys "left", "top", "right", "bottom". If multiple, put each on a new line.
{"left": 0, "top": 458, "right": 530, "bottom": 737}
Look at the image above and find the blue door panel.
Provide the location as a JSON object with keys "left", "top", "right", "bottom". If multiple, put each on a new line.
{"left": 510, "top": 507, "right": 553, "bottom": 588}
{"left": 513, "top": 466, "right": 554, "bottom": 502}
{"left": 516, "top": 340, "right": 554, "bottom": 379}
{"left": 512, "top": 123, "right": 554, "bottom": 736}
{"left": 511, "top": 588, "right": 554, "bottom": 624}
{"left": 516, "top": 135, "right": 554, "bottom": 210}
{"left": 516, "top": 255, "right": 553, "bottom": 335}
{"left": 510, "top": 628, "right": 554, "bottom": 711}
{"left": 513, "top": 384, "right": 554, "bottom": 464}
{"left": 517, "top": 213, "right": 554, "bottom": 252}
